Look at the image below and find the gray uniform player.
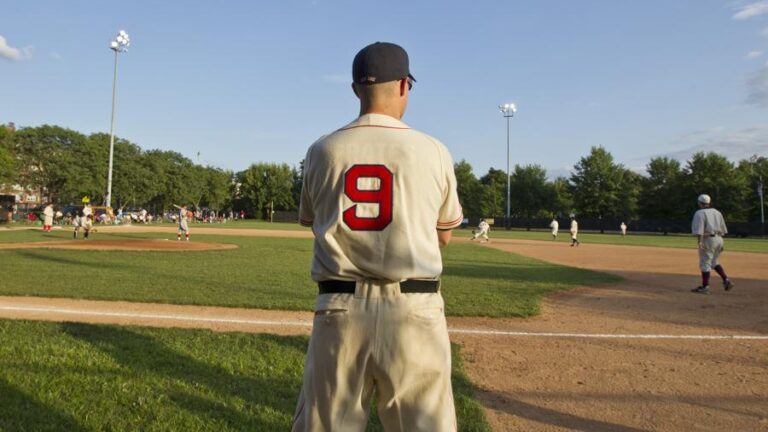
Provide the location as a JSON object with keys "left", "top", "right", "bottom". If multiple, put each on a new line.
{"left": 173, "top": 204, "right": 190, "bottom": 241}
{"left": 292, "top": 42, "right": 462, "bottom": 431}
{"left": 691, "top": 194, "right": 734, "bottom": 294}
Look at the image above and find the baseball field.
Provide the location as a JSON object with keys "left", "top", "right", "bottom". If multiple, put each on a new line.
{"left": 0, "top": 223, "right": 766, "bottom": 431}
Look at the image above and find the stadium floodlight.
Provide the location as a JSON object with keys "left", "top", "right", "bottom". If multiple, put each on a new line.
{"left": 105, "top": 30, "right": 131, "bottom": 210}
{"left": 499, "top": 102, "right": 517, "bottom": 229}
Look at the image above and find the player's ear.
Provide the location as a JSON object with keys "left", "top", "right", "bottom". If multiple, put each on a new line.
{"left": 399, "top": 78, "right": 407, "bottom": 97}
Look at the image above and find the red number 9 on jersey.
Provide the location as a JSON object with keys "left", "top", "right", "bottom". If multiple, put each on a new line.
{"left": 343, "top": 165, "right": 393, "bottom": 231}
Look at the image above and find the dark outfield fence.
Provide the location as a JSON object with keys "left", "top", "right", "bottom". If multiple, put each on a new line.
{"left": 477, "top": 217, "right": 765, "bottom": 238}
{"left": 270, "top": 211, "right": 766, "bottom": 237}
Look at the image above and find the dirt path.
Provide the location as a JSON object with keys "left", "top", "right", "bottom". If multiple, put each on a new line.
{"left": 1, "top": 228, "right": 766, "bottom": 431}
{"left": 457, "top": 239, "right": 768, "bottom": 432}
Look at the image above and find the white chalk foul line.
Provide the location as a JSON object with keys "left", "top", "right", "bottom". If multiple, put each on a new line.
{"left": 448, "top": 329, "right": 768, "bottom": 340}
{"left": 1, "top": 305, "right": 767, "bottom": 340}
{"left": 0, "top": 306, "right": 313, "bottom": 328}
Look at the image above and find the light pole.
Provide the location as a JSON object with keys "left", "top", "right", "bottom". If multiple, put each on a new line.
{"left": 105, "top": 30, "right": 130, "bottom": 209}
{"left": 499, "top": 103, "right": 517, "bottom": 229}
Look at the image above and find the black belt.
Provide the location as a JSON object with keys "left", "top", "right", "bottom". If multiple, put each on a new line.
{"left": 318, "top": 279, "right": 440, "bottom": 294}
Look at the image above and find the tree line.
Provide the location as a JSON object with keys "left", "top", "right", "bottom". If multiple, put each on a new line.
{"left": 0, "top": 124, "right": 300, "bottom": 218}
{"left": 1, "top": 123, "right": 765, "bottom": 222}
{"left": 457, "top": 147, "right": 766, "bottom": 223}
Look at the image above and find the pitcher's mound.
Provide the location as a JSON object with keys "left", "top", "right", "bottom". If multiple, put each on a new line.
{"left": 0, "top": 239, "right": 238, "bottom": 251}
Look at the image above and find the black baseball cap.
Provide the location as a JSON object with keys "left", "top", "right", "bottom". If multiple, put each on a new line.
{"left": 352, "top": 42, "right": 416, "bottom": 85}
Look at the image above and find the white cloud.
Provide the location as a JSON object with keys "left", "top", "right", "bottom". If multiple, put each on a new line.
{"left": 746, "top": 66, "right": 768, "bottom": 107}
{"left": 747, "top": 50, "right": 764, "bottom": 59}
{"left": 649, "top": 127, "right": 768, "bottom": 164}
{"left": 733, "top": 1, "right": 768, "bottom": 20}
{"left": 50, "top": 52, "right": 62, "bottom": 60}
{"left": 0, "top": 35, "right": 29, "bottom": 61}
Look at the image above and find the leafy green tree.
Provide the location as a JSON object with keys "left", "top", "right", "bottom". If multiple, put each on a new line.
{"left": 736, "top": 155, "right": 768, "bottom": 222}
{"left": 548, "top": 176, "right": 573, "bottom": 218}
{"left": 682, "top": 152, "right": 748, "bottom": 221}
{"left": 454, "top": 160, "right": 482, "bottom": 218}
{"left": 13, "top": 125, "right": 88, "bottom": 203}
{"left": 570, "top": 146, "right": 624, "bottom": 219}
{"left": 143, "top": 150, "right": 200, "bottom": 210}
{"left": 199, "top": 167, "right": 232, "bottom": 211}
{"left": 479, "top": 168, "right": 507, "bottom": 218}
{"left": 0, "top": 125, "right": 15, "bottom": 186}
{"left": 638, "top": 157, "right": 685, "bottom": 220}
{"left": 615, "top": 168, "right": 641, "bottom": 221}
{"left": 236, "top": 163, "right": 295, "bottom": 219}
{"left": 55, "top": 132, "right": 110, "bottom": 204}
{"left": 509, "top": 164, "right": 550, "bottom": 219}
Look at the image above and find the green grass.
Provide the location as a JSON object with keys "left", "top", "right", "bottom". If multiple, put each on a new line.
{"left": 0, "top": 231, "right": 617, "bottom": 317}
{"left": 0, "top": 319, "right": 491, "bottom": 432}
{"left": 459, "top": 227, "right": 768, "bottom": 254}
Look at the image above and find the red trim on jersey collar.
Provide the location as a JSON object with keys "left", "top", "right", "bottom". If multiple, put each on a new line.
{"left": 339, "top": 124, "right": 410, "bottom": 131}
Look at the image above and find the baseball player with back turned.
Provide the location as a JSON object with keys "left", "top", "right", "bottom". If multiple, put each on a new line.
{"left": 691, "top": 194, "right": 734, "bottom": 294}
{"left": 569, "top": 214, "right": 580, "bottom": 247}
{"left": 292, "top": 42, "right": 463, "bottom": 431}
{"left": 549, "top": 217, "right": 559, "bottom": 240}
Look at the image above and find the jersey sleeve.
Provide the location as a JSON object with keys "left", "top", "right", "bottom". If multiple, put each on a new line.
{"left": 436, "top": 144, "right": 464, "bottom": 230}
{"left": 691, "top": 211, "right": 704, "bottom": 235}
{"left": 298, "top": 145, "right": 315, "bottom": 227}
{"left": 718, "top": 211, "right": 728, "bottom": 235}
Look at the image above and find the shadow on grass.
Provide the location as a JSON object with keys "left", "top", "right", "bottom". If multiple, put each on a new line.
{"left": 0, "top": 375, "right": 88, "bottom": 432}
{"left": 12, "top": 249, "right": 131, "bottom": 270}
{"left": 443, "top": 261, "right": 619, "bottom": 285}
{"left": 61, "top": 323, "right": 301, "bottom": 430}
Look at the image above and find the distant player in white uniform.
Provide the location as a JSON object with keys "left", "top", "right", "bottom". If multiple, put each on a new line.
{"left": 173, "top": 204, "right": 190, "bottom": 241}
{"left": 73, "top": 208, "right": 94, "bottom": 239}
{"left": 42, "top": 203, "right": 54, "bottom": 232}
{"left": 690, "top": 194, "right": 734, "bottom": 294}
{"left": 471, "top": 218, "right": 490, "bottom": 242}
{"left": 292, "top": 42, "right": 462, "bottom": 432}
{"left": 569, "top": 214, "right": 580, "bottom": 247}
{"left": 549, "top": 217, "right": 559, "bottom": 240}
{"left": 82, "top": 203, "right": 93, "bottom": 223}
{"left": 73, "top": 211, "right": 83, "bottom": 238}
{"left": 620, "top": 222, "right": 627, "bottom": 237}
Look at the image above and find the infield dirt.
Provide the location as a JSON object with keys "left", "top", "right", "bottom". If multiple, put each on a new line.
{"left": 0, "top": 227, "right": 766, "bottom": 431}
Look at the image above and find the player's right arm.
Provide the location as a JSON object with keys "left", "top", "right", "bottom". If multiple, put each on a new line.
{"left": 434, "top": 142, "right": 463, "bottom": 246}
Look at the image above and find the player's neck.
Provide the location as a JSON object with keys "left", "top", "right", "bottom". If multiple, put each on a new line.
{"left": 359, "top": 103, "right": 405, "bottom": 120}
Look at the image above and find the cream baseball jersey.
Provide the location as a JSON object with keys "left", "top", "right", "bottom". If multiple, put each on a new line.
{"left": 300, "top": 113, "right": 463, "bottom": 282}
{"left": 691, "top": 208, "right": 728, "bottom": 236}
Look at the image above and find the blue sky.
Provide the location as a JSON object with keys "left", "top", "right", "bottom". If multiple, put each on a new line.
{"left": 2, "top": 1, "right": 767, "bottom": 179}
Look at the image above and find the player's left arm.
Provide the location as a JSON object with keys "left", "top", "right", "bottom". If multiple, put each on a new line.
{"left": 434, "top": 144, "right": 463, "bottom": 246}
